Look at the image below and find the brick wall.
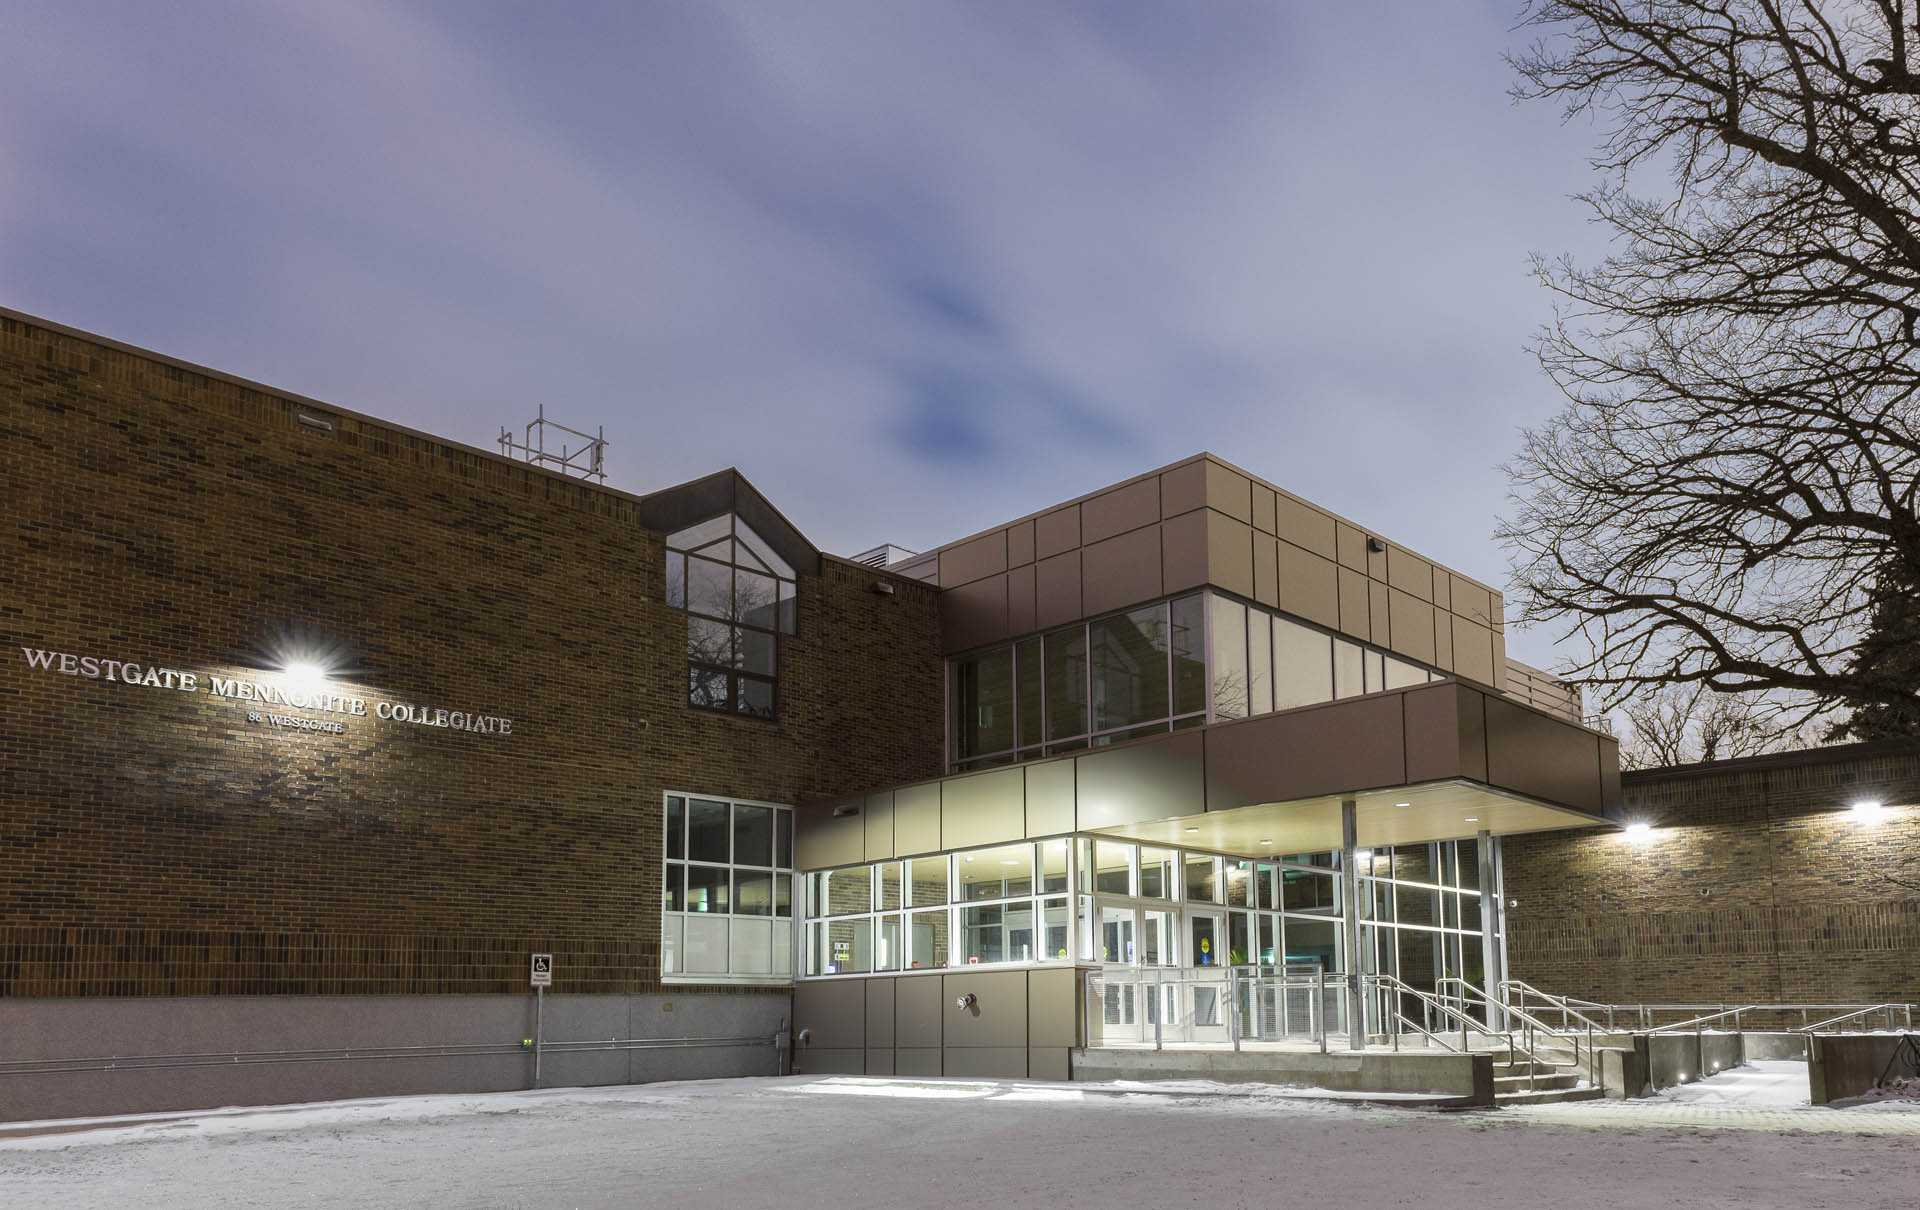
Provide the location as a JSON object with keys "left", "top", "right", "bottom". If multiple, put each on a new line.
{"left": 1504, "top": 741, "right": 1920, "bottom": 1010}
{"left": 0, "top": 312, "right": 945, "bottom": 999}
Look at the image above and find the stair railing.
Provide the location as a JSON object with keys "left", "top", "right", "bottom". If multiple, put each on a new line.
{"left": 1497, "top": 978, "right": 1616, "bottom": 1032}
{"left": 1793, "top": 1003, "right": 1914, "bottom": 1034}
{"left": 1367, "top": 974, "right": 1576, "bottom": 1091}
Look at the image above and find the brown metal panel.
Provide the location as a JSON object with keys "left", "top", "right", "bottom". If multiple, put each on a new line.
{"left": 1204, "top": 460, "right": 1253, "bottom": 522}
{"left": 1159, "top": 458, "right": 1207, "bottom": 517}
{"left": 1024, "top": 757, "right": 1076, "bottom": 837}
{"left": 941, "top": 766, "right": 1027, "bottom": 850}
{"left": 1490, "top": 619, "right": 1509, "bottom": 691}
{"left": 1028, "top": 968, "right": 1081, "bottom": 1047}
{"left": 1368, "top": 579, "right": 1391, "bottom": 646}
{"left": 1035, "top": 506, "right": 1081, "bottom": 559}
{"left": 1484, "top": 696, "right": 1604, "bottom": 815}
{"left": 794, "top": 979, "right": 866, "bottom": 1049}
{"left": 1204, "top": 696, "right": 1408, "bottom": 811}
{"left": 1451, "top": 615, "right": 1496, "bottom": 685}
{"left": 939, "top": 529, "right": 1008, "bottom": 588}
{"left": 1458, "top": 685, "right": 1488, "bottom": 782}
{"left": 1402, "top": 683, "right": 1466, "bottom": 785}
{"left": 796, "top": 807, "right": 864, "bottom": 871}
{"left": 940, "top": 574, "right": 1010, "bottom": 652}
{"left": 943, "top": 1048, "right": 1028, "bottom": 1078}
{"left": 1251, "top": 484, "right": 1277, "bottom": 535}
{"left": 1252, "top": 533, "right": 1279, "bottom": 608}
{"left": 1338, "top": 565, "right": 1371, "bottom": 639}
{"left": 1450, "top": 575, "right": 1494, "bottom": 627}
{"left": 1366, "top": 538, "right": 1388, "bottom": 582}
{"left": 866, "top": 978, "right": 896, "bottom": 1048}
{"left": 864, "top": 1050, "right": 896, "bottom": 1076}
{"left": 1160, "top": 508, "right": 1208, "bottom": 594}
{"left": 1275, "top": 492, "right": 1337, "bottom": 559}
{"left": 1034, "top": 550, "right": 1083, "bottom": 630}
{"left": 1388, "top": 547, "right": 1432, "bottom": 601}
{"left": 1076, "top": 730, "right": 1206, "bottom": 830}
{"left": 1082, "top": 524, "right": 1164, "bottom": 617}
{"left": 894, "top": 974, "right": 945, "bottom": 1047}
{"left": 1598, "top": 734, "right": 1623, "bottom": 814}
{"left": 864, "top": 790, "right": 896, "bottom": 861}
{"left": 943, "top": 971, "right": 1030, "bottom": 1047}
{"left": 1433, "top": 606, "right": 1456, "bottom": 671}
{"left": 797, "top": 1048, "right": 864, "bottom": 1075}
{"left": 1277, "top": 541, "right": 1341, "bottom": 631}
{"left": 1388, "top": 589, "right": 1437, "bottom": 664}
{"left": 1028, "top": 1048, "right": 1070, "bottom": 1082}
{"left": 1336, "top": 522, "right": 1368, "bottom": 572}
{"left": 894, "top": 782, "right": 942, "bottom": 856}
{"left": 1432, "top": 565, "right": 1451, "bottom": 611}
{"left": 1007, "top": 519, "right": 1036, "bottom": 567}
{"left": 1007, "top": 563, "right": 1037, "bottom": 636}
{"left": 1081, "top": 477, "right": 1160, "bottom": 544}
{"left": 894, "top": 1048, "right": 941, "bottom": 1076}
{"left": 1205, "top": 511, "right": 1255, "bottom": 600}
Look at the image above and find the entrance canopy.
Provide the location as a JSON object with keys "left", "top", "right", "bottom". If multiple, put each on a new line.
{"left": 799, "top": 679, "right": 1621, "bottom": 872}
{"left": 1094, "top": 778, "right": 1607, "bottom": 856}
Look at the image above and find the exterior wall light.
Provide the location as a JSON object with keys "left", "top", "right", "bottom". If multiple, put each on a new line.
{"left": 1624, "top": 822, "right": 1655, "bottom": 841}
{"left": 279, "top": 661, "right": 330, "bottom": 696}
{"left": 1849, "top": 799, "right": 1887, "bottom": 822}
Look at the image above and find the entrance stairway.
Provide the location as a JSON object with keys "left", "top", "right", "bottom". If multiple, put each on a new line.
{"left": 1490, "top": 1048, "right": 1603, "bottom": 1106}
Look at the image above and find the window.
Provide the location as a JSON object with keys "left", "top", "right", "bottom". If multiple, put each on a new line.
{"left": 662, "top": 793, "right": 794, "bottom": 982}
{"left": 665, "top": 514, "right": 796, "bottom": 720}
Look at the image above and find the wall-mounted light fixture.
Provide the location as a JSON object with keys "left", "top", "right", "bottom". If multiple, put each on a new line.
{"left": 1624, "top": 821, "right": 1655, "bottom": 842}
{"left": 1849, "top": 799, "right": 1887, "bottom": 823}
{"left": 1366, "top": 537, "right": 1387, "bottom": 553}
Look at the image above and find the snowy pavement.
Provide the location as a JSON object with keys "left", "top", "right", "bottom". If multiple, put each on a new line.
{"left": 1, "top": 1067, "right": 1914, "bottom": 1209}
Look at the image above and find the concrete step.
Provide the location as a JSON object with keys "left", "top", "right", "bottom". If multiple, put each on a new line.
{"left": 1495, "top": 1084, "right": 1605, "bottom": 1107}
{"left": 1495, "top": 1073, "right": 1579, "bottom": 1093}
{"left": 1491, "top": 1062, "right": 1570, "bottom": 1078}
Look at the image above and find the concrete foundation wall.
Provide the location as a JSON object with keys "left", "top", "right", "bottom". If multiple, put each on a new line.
{"left": 1070, "top": 1048, "right": 1493, "bottom": 1106}
{"left": 0, "top": 992, "right": 789, "bottom": 1123}
{"left": 1808, "top": 1033, "right": 1918, "bottom": 1104}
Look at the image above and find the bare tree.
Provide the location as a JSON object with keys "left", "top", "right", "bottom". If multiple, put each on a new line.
{"left": 1503, "top": 1, "right": 1920, "bottom": 736}
{"left": 1617, "top": 684, "right": 1784, "bottom": 768}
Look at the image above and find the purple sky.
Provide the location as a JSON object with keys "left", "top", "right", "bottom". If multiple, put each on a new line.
{"left": 1, "top": 2, "right": 1609, "bottom": 667}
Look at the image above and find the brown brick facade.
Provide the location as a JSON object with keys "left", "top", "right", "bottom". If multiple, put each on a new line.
{"left": 0, "top": 312, "right": 944, "bottom": 999}
{"left": 1504, "top": 741, "right": 1920, "bottom": 1011}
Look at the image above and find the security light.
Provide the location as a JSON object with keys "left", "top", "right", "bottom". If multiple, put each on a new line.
{"left": 279, "top": 661, "right": 330, "bottom": 696}
{"left": 1624, "top": 822, "right": 1654, "bottom": 841}
{"left": 1850, "top": 799, "right": 1887, "bottom": 822}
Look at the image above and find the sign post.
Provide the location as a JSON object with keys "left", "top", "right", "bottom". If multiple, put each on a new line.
{"left": 530, "top": 954, "right": 553, "bottom": 1086}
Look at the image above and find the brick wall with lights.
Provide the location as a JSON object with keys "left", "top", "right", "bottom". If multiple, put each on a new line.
{"left": 0, "top": 311, "right": 945, "bottom": 999}
{"left": 1503, "top": 740, "right": 1920, "bottom": 1013}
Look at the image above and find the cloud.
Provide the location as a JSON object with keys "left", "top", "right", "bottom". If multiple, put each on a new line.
{"left": 0, "top": 0, "right": 1611, "bottom": 666}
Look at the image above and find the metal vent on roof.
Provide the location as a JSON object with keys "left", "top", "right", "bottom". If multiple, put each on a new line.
{"left": 850, "top": 543, "right": 918, "bottom": 568}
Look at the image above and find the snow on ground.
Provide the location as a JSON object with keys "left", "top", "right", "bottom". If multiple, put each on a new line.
{"left": 3, "top": 1069, "right": 1916, "bottom": 1210}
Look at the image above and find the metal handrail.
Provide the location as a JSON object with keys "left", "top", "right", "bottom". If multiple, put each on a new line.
{"left": 1795, "top": 1004, "right": 1914, "bottom": 1034}
{"left": 1496, "top": 978, "right": 1616, "bottom": 1032}
{"left": 1369, "top": 973, "right": 1565, "bottom": 1091}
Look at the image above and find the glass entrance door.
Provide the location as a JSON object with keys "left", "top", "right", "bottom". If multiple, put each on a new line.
{"left": 1186, "top": 909, "right": 1229, "bottom": 1042}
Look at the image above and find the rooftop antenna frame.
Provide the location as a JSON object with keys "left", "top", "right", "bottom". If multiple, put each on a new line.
{"left": 498, "top": 405, "right": 608, "bottom": 483}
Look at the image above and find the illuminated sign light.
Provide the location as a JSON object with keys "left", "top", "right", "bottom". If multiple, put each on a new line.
{"left": 18, "top": 646, "right": 512, "bottom": 737}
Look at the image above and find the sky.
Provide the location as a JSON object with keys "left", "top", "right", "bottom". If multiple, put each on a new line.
{"left": 0, "top": 1, "right": 1611, "bottom": 668}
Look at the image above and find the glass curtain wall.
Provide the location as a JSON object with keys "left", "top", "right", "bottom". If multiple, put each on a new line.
{"left": 801, "top": 834, "right": 1497, "bottom": 1041}
{"left": 950, "top": 591, "right": 1445, "bottom": 772}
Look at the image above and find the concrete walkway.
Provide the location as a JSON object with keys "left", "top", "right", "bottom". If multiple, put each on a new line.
{"left": 1497, "top": 1060, "right": 1920, "bottom": 1135}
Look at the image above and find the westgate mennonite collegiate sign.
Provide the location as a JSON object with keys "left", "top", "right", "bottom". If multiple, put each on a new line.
{"left": 17, "top": 646, "right": 514, "bottom": 736}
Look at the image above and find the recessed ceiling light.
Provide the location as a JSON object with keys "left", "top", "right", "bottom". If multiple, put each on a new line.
{"left": 1258, "top": 839, "right": 1274, "bottom": 846}
{"left": 1185, "top": 827, "right": 1200, "bottom": 833}
{"left": 1394, "top": 801, "right": 1411, "bottom": 808}
{"left": 999, "top": 859, "right": 1020, "bottom": 866}
{"left": 1464, "top": 817, "right": 1478, "bottom": 823}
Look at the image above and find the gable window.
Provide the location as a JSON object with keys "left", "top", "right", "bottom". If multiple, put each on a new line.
{"left": 665, "top": 514, "right": 796, "bottom": 719}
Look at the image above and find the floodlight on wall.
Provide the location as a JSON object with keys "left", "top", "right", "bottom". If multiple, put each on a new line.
{"left": 1849, "top": 799, "right": 1887, "bottom": 823}
{"left": 1366, "top": 537, "right": 1387, "bottom": 553}
{"left": 278, "top": 660, "right": 331, "bottom": 697}
{"left": 1624, "top": 822, "right": 1655, "bottom": 842}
